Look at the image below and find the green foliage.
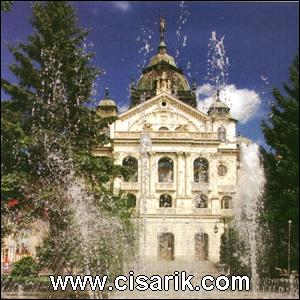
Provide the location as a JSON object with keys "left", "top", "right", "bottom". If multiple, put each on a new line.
{"left": 10, "top": 256, "right": 38, "bottom": 277}
{"left": 1, "top": 1, "right": 105, "bottom": 153}
{"left": 1, "top": 1, "right": 14, "bottom": 11}
{"left": 220, "top": 227, "right": 250, "bottom": 275}
{"left": 1, "top": 172, "right": 39, "bottom": 239}
{"left": 74, "top": 154, "right": 124, "bottom": 187}
{"left": 36, "top": 231, "right": 81, "bottom": 275}
{"left": 261, "top": 55, "right": 299, "bottom": 275}
{"left": 1, "top": 1, "right": 133, "bottom": 277}
{"left": 1, "top": 0, "right": 106, "bottom": 232}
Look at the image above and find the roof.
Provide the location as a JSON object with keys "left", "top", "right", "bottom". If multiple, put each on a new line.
{"left": 149, "top": 51, "right": 177, "bottom": 68}
{"left": 98, "top": 88, "right": 117, "bottom": 108}
{"left": 130, "top": 17, "right": 197, "bottom": 108}
{"left": 99, "top": 99, "right": 117, "bottom": 107}
{"left": 207, "top": 93, "right": 231, "bottom": 117}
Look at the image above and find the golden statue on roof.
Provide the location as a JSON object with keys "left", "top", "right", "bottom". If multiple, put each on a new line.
{"left": 159, "top": 16, "right": 166, "bottom": 39}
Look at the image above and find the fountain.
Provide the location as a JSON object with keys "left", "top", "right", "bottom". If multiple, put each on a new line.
{"left": 235, "top": 140, "right": 265, "bottom": 292}
{"left": 2, "top": 6, "right": 299, "bottom": 300}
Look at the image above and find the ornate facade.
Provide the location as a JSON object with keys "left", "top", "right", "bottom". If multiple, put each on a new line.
{"left": 95, "top": 21, "right": 239, "bottom": 265}
{"left": 1, "top": 19, "right": 240, "bottom": 272}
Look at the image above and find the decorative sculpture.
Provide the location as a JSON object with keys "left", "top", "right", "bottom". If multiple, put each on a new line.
{"left": 156, "top": 71, "right": 172, "bottom": 94}
{"left": 159, "top": 16, "right": 166, "bottom": 40}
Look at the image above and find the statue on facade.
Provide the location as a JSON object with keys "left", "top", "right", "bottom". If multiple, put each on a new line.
{"left": 156, "top": 78, "right": 161, "bottom": 90}
{"left": 167, "top": 78, "right": 172, "bottom": 89}
{"left": 156, "top": 71, "right": 172, "bottom": 94}
{"left": 161, "top": 71, "right": 168, "bottom": 90}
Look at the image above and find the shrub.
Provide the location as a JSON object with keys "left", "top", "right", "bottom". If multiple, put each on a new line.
{"left": 10, "top": 256, "right": 38, "bottom": 277}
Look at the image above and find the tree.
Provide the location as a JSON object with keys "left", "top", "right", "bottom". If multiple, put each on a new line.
{"left": 1, "top": 1, "right": 133, "bottom": 276}
{"left": 11, "top": 256, "right": 38, "bottom": 277}
{"left": 1, "top": 1, "right": 14, "bottom": 12}
{"left": 261, "top": 55, "right": 299, "bottom": 275}
{"left": 220, "top": 227, "right": 250, "bottom": 276}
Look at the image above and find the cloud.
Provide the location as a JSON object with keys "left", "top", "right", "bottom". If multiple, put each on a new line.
{"left": 112, "top": 1, "right": 131, "bottom": 12}
{"left": 196, "top": 83, "right": 261, "bottom": 124}
{"left": 118, "top": 103, "right": 130, "bottom": 113}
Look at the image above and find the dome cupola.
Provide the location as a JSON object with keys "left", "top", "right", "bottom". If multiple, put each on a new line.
{"left": 207, "top": 90, "right": 231, "bottom": 117}
{"left": 130, "top": 17, "right": 197, "bottom": 108}
{"left": 97, "top": 88, "right": 118, "bottom": 117}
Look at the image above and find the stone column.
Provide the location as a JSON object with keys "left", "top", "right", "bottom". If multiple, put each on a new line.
{"left": 211, "top": 197, "right": 220, "bottom": 215}
{"left": 206, "top": 120, "right": 212, "bottom": 131}
{"left": 185, "top": 152, "right": 192, "bottom": 197}
{"left": 210, "top": 153, "right": 219, "bottom": 198}
{"left": 150, "top": 152, "right": 157, "bottom": 197}
{"left": 177, "top": 152, "right": 185, "bottom": 196}
{"left": 149, "top": 152, "right": 152, "bottom": 197}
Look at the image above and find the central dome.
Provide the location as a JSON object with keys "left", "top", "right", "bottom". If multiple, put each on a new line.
{"left": 148, "top": 41, "right": 177, "bottom": 68}
{"left": 149, "top": 52, "right": 177, "bottom": 67}
{"left": 130, "top": 18, "right": 197, "bottom": 108}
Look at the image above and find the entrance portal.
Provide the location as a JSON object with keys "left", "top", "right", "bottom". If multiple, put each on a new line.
{"left": 158, "top": 233, "right": 174, "bottom": 260}
{"left": 195, "top": 233, "right": 208, "bottom": 261}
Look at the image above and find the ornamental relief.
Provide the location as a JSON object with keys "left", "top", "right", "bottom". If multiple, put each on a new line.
{"left": 189, "top": 152, "right": 214, "bottom": 162}
{"left": 128, "top": 110, "right": 200, "bottom": 132}
{"left": 118, "top": 94, "right": 210, "bottom": 122}
{"left": 113, "top": 152, "right": 121, "bottom": 160}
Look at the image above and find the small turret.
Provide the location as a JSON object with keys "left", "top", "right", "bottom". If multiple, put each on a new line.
{"left": 207, "top": 90, "right": 231, "bottom": 117}
{"left": 97, "top": 87, "right": 118, "bottom": 117}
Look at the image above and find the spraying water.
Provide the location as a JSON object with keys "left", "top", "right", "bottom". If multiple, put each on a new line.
{"left": 2, "top": 5, "right": 299, "bottom": 299}
{"left": 235, "top": 140, "right": 266, "bottom": 292}
{"left": 206, "top": 31, "right": 229, "bottom": 92}
{"left": 203, "top": 28, "right": 268, "bottom": 292}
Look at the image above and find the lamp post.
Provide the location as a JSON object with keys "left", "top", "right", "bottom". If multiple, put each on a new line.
{"left": 288, "top": 220, "right": 292, "bottom": 277}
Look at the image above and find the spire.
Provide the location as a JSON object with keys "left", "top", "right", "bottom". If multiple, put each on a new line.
{"left": 105, "top": 87, "right": 109, "bottom": 98}
{"left": 158, "top": 16, "right": 167, "bottom": 52}
{"left": 192, "top": 78, "right": 196, "bottom": 91}
{"left": 207, "top": 89, "right": 231, "bottom": 117}
{"left": 97, "top": 87, "right": 118, "bottom": 117}
{"left": 216, "top": 89, "right": 220, "bottom": 102}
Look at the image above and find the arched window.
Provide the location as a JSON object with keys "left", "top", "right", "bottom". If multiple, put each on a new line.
{"left": 158, "top": 233, "right": 174, "bottom": 260}
{"left": 158, "top": 157, "right": 173, "bottom": 183}
{"left": 126, "top": 193, "right": 136, "bottom": 208}
{"left": 195, "top": 194, "right": 208, "bottom": 208}
{"left": 122, "top": 156, "right": 138, "bottom": 182}
{"left": 193, "top": 158, "right": 209, "bottom": 183}
{"left": 195, "top": 233, "right": 209, "bottom": 261}
{"left": 218, "top": 164, "right": 227, "bottom": 176}
{"left": 221, "top": 196, "right": 232, "bottom": 209}
{"left": 159, "top": 194, "right": 172, "bottom": 207}
{"left": 218, "top": 126, "right": 226, "bottom": 142}
{"left": 159, "top": 127, "right": 169, "bottom": 131}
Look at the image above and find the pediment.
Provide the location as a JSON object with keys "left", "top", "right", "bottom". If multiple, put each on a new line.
{"left": 116, "top": 92, "right": 210, "bottom": 132}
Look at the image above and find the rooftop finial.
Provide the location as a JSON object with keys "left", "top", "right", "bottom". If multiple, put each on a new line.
{"left": 158, "top": 16, "right": 167, "bottom": 52}
{"left": 105, "top": 87, "right": 109, "bottom": 98}
{"left": 159, "top": 16, "right": 166, "bottom": 41}
{"left": 192, "top": 78, "right": 196, "bottom": 90}
{"left": 216, "top": 89, "right": 220, "bottom": 101}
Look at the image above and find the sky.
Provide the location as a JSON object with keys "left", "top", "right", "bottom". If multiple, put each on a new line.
{"left": 1, "top": 1, "right": 299, "bottom": 147}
